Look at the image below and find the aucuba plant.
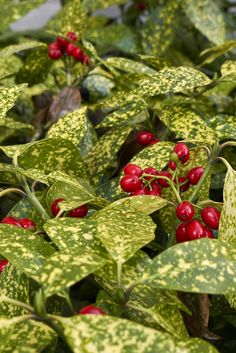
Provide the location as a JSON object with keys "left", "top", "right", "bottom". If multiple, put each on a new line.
{"left": 0, "top": 0, "right": 236, "bottom": 352}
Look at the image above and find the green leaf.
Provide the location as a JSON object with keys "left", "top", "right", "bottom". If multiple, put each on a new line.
{"left": 218, "top": 166, "right": 236, "bottom": 246}
{"left": 0, "top": 265, "right": 29, "bottom": 317}
{"left": 0, "top": 225, "right": 55, "bottom": 281}
{"left": 55, "top": 315, "right": 218, "bottom": 353}
{"left": 0, "top": 117, "right": 32, "bottom": 132}
{"left": 138, "top": 55, "right": 171, "bottom": 71}
{"left": 61, "top": 0, "right": 86, "bottom": 35}
{"left": 17, "top": 138, "right": 87, "bottom": 182}
{"left": 0, "top": 42, "right": 45, "bottom": 58}
{"left": 136, "top": 66, "right": 211, "bottom": 97}
{"left": 200, "top": 41, "right": 236, "bottom": 65}
{"left": 83, "top": 0, "right": 126, "bottom": 12}
{"left": 160, "top": 105, "right": 216, "bottom": 145}
{"left": 0, "top": 84, "right": 27, "bottom": 120}
{"left": 105, "top": 57, "right": 156, "bottom": 75}
{"left": 182, "top": 0, "right": 225, "bottom": 45}
{"left": 95, "top": 205, "right": 156, "bottom": 265}
{"left": 142, "top": 239, "right": 236, "bottom": 294}
{"left": 220, "top": 60, "right": 236, "bottom": 82}
{"left": 83, "top": 68, "right": 115, "bottom": 99}
{"left": 39, "top": 251, "right": 107, "bottom": 297}
{"left": 0, "top": 56, "right": 22, "bottom": 80}
{"left": 85, "top": 126, "right": 132, "bottom": 183}
{"left": 206, "top": 114, "right": 236, "bottom": 139}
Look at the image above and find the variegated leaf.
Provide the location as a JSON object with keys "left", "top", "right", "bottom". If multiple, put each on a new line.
{"left": 0, "top": 117, "right": 32, "bottom": 132}
{"left": 0, "top": 42, "right": 45, "bottom": 58}
{"left": 105, "top": 57, "right": 156, "bottom": 75}
{"left": 206, "top": 114, "right": 236, "bottom": 139}
{"left": 200, "top": 40, "right": 236, "bottom": 65}
{"left": 182, "top": 0, "right": 225, "bottom": 45}
{"left": 95, "top": 205, "right": 156, "bottom": 265}
{"left": 160, "top": 105, "right": 216, "bottom": 145}
{"left": 0, "top": 84, "right": 27, "bottom": 119}
{"left": 0, "top": 56, "right": 22, "bottom": 80}
{"left": 83, "top": 0, "right": 126, "bottom": 12}
{"left": 61, "top": 0, "right": 86, "bottom": 35}
{"left": 220, "top": 60, "right": 236, "bottom": 82}
{"left": 55, "top": 315, "right": 218, "bottom": 353}
{"left": 136, "top": 66, "right": 211, "bottom": 97}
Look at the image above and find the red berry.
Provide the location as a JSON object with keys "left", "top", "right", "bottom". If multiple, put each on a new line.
{"left": 176, "top": 201, "right": 194, "bottom": 222}
{"left": 1, "top": 217, "right": 22, "bottom": 227}
{"left": 0, "top": 259, "right": 9, "bottom": 273}
{"left": 158, "top": 171, "right": 172, "bottom": 188}
{"left": 147, "top": 184, "right": 162, "bottom": 196}
{"left": 201, "top": 207, "right": 221, "bottom": 230}
{"left": 66, "top": 43, "right": 77, "bottom": 56}
{"left": 120, "top": 175, "right": 142, "bottom": 192}
{"left": 136, "top": 131, "right": 154, "bottom": 146}
{"left": 204, "top": 227, "right": 214, "bottom": 238}
{"left": 79, "top": 305, "right": 105, "bottom": 315}
{"left": 136, "top": 2, "right": 146, "bottom": 11}
{"left": 168, "top": 160, "right": 176, "bottom": 171}
{"left": 176, "top": 222, "right": 189, "bottom": 243}
{"left": 143, "top": 167, "right": 159, "bottom": 181}
{"left": 187, "top": 166, "right": 204, "bottom": 185}
{"left": 18, "top": 218, "right": 36, "bottom": 231}
{"left": 130, "top": 188, "right": 148, "bottom": 196}
{"left": 173, "top": 143, "right": 190, "bottom": 164}
{"left": 51, "top": 198, "right": 65, "bottom": 217}
{"left": 124, "top": 163, "right": 142, "bottom": 177}
{"left": 66, "top": 31, "right": 77, "bottom": 42}
{"left": 56, "top": 36, "right": 68, "bottom": 50}
{"left": 148, "top": 138, "right": 159, "bottom": 145}
{"left": 178, "top": 176, "right": 190, "bottom": 192}
{"left": 48, "top": 43, "right": 62, "bottom": 60}
{"left": 72, "top": 47, "right": 84, "bottom": 61}
{"left": 82, "top": 55, "right": 90, "bottom": 65}
{"left": 68, "top": 205, "right": 88, "bottom": 218}
{"left": 186, "top": 219, "right": 205, "bottom": 240}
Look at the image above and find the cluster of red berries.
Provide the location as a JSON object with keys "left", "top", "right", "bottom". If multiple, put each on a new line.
{"left": 51, "top": 198, "right": 88, "bottom": 218}
{"left": 176, "top": 201, "right": 221, "bottom": 242}
{"left": 47, "top": 31, "right": 90, "bottom": 64}
{"left": 1, "top": 216, "right": 36, "bottom": 230}
{"left": 136, "top": 131, "right": 159, "bottom": 146}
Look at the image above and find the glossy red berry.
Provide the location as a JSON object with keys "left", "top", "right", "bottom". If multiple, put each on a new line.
{"left": 201, "top": 207, "right": 221, "bottom": 230}
{"left": 176, "top": 222, "right": 188, "bottom": 243}
{"left": 56, "top": 36, "right": 68, "bottom": 50}
{"left": 120, "top": 175, "right": 142, "bottom": 192}
{"left": 136, "top": 131, "right": 154, "bottom": 146}
{"left": 51, "top": 198, "right": 65, "bottom": 217}
{"left": 158, "top": 171, "right": 172, "bottom": 188}
{"left": 186, "top": 219, "right": 205, "bottom": 240}
{"left": 0, "top": 259, "right": 9, "bottom": 273}
{"left": 147, "top": 184, "right": 162, "bottom": 196}
{"left": 72, "top": 47, "right": 84, "bottom": 61}
{"left": 82, "top": 55, "right": 90, "bottom": 65}
{"left": 79, "top": 305, "right": 106, "bottom": 315}
{"left": 178, "top": 176, "right": 190, "bottom": 192}
{"left": 148, "top": 138, "right": 159, "bottom": 145}
{"left": 173, "top": 143, "right": 190, "bottom": 164}
{"left": 130, "top": 188, "right": 147, "bottom": 196}
{"left": 1, "top": 216, "right": 22, "bottom": 227}
{"left": 168, "top": 160, "right": 176, "bottom": 171}
{"left": 48, "top": 43, "right": 62, "bottom": 60}
{"left": 187, "top": 166, "right": 204, "bottom": 185}
{"left": 68, "top": 205, "right": 88, "bottom": 218}
{"left": 66, "top": 31, "right": 77, "bottom": 42}
{"left": 66, "top": 43, "right": 77, "bottom": 56}
{"left": 18, "top": 218, "right": 36, "bottom": 231}
{"left": 143, "top": 167, "right": 159, "bottom": 181}
{"left": 124, "top": 163, "right": 142, "bottom": 177}
{"left": 204, "top": 227, "right": 214, "bottom": 238}
{"left": 176, "top": 201, "right": 194, "bottom": 222}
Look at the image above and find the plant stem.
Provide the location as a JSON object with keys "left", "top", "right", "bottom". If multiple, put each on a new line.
{"left": 117, "top": 262, "right": 123, "bottom": 288}
{"left": 188, "top": 162, "right": 212, "bottom": 203}
{"left": 219, "top": 141, "right": 236, "bottom": 152}
{"left": 1, "top": 296, "right": 35, "bottom": 314}
{"left": 0, "top": 188, "right": 26, "bottom": 198}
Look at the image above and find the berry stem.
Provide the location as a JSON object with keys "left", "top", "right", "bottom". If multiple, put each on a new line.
{"left": 117, "top": 262, "right": 123, "bottom": 288}
{"left": 188, "top": 162, "right": 212, "bottom": 203}
{"left": 0, "top": 187, "right": 26, "bottom": 198}
{"left": 219, "top": 141, "right": 236, "bottom": 152}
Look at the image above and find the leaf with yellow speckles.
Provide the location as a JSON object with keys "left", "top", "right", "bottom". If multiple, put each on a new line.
{"left": 0, "top": 84, "right": 27, "bottom": 120}
{"left": 83, "top": 0, "right": 126, "bottom": 12}
{"left": 55, "top": 314, "right": 218, "bottom": 353}
{"left": 220, "top": 60, "right": 236, "bottom": 82}
{"left": 206, "top": 114, "right": 236, "bottom": 140}
{"left": 0, "top": 225, "right": 55, "bottom": 281}
{"left": 0, "top": 56, "right": 22, "bottom": 80}
{"left": 160, "top": 105, "right": 216, "bottom": 145}
{"left": 0, "top": 42, "right": 45, "bottom": 58}
{"left": 136, "top": 66, "right": 211, "bottom": 97}
{"left": 182, "top": 0, "right": 225, "bottom": 45}
{"left": 200, "top": 41, "right": 236, "bottom": 65}
{"left": 95, "top": 204, "right": 156, "bottom": 265}
{"left": 105, "top": 57, "right": 156, "bottom": 75}
{"left": 61, "top": 0, "right": 86, "bottom": 35}
{"left": 141, "top": 239, "right": 236, "bottom": 294}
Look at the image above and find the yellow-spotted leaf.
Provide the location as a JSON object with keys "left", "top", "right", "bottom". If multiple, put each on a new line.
{"left": 200, "top": 40, "right": 236, "bottom": 65}
{"left": 55, "top": 315, "right": 218, "bottom": 353}
{"left": 206, "top": 114, "right": 236, "bottom": 139}
{"left": 0, "top": 117, "right": 32, "bottom": 132}
{"left": 182, "top": 0, "right": 225, "bottom": 45}
{"left": 85, "top": 126, "right": 132, "bottom": 183}
{"left": 160, "top": 105, "right": 216, "bottom": 145}
{"left": 95, "top": 205, "right": 156, "bottom": 265}
{"left": 220, "top": 60, "right": 236, "bottom": 82}
{"left": 142, "top": 239, "right": 236, "bottom": 294}
{"left": 39, "top": 251, "right": 107, "bottom": 297}
{"left": 219, "top": 166, "right": 236, "bottom": 246}
{"left": 0, "top": 42, "right": 44, "bottom": 58}
{"left": 136, "top": 66, "right": 211, "bottom": 97}
{"left": 105, "top": 57, "right": 156, "bottom": 75}
{"left": 83, "top": 0, "right": 126, "bottom": 12}
{"left": 0, "top": 225, "right": 55, "bottom": 281}
{"left": 96, "top": 176, "right": 126, "bottom": 201}
{"left": 0, "top": 56, "right": 22, "bottom": 80}
{"left": 138, "top": 55, "right": 171, "bottom": 71}
{"left": 61, "top": 0, "right": 86, "bottom": 35}
{"left": 0, "top": 84, "right": 27, "bottom": 120}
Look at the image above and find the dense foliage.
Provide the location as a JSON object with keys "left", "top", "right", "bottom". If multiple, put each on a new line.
{"left": 0, "top": 0, "right": 236, "bottom": 352}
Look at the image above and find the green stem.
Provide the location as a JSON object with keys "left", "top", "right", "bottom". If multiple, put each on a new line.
{"left": 219, "top": 141, "right": 236, "bottom": 152}
{"left": 188, "top": 162, "right": 212, "bottom": 203}
{"left": 1, "top": 296, "right": 35, "bottom": 314}
{"left": 117, "top": 262, "right": 123, "bottom": 288}
{"left": 0, "top": 188, "right": 26, "bottom": 198}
